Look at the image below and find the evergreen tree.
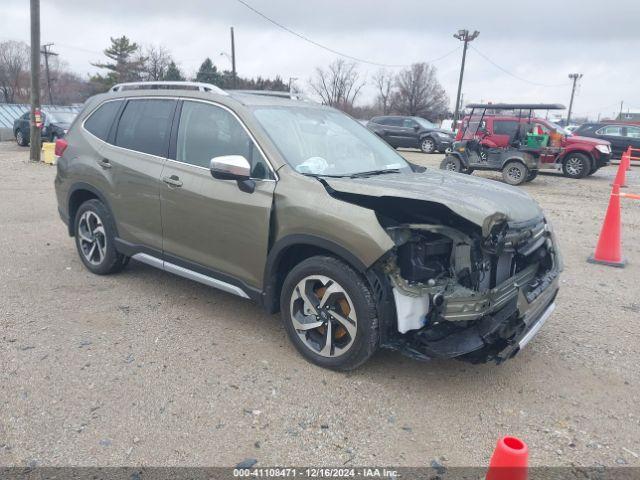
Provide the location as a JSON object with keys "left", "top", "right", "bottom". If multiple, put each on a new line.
{"left": 195, "top": 58, "right": 221, "bottom": 85}
{"left": 164, "top": 61, "right": 185, "bottom": 81}
{"left": 91, "top": 36, "right": 146, "bottom": 89}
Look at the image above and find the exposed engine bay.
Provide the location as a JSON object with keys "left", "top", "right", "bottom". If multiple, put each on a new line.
{"left": 324, "top": 187, "right": 562, "bottom": 364}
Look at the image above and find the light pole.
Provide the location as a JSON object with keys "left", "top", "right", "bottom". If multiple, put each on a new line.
{"left": 452, "top": 29, "right": 479, "bottom": 129}
{"left": 566, "top": 73, "right": 583, "bottom": 125}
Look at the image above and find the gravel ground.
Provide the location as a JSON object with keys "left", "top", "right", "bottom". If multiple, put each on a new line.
{"left": 1, "top": 142, "right": 639, "bottom": 468}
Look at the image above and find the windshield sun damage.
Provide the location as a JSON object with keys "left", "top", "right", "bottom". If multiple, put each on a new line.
{"left": 252, "top": 106, "right": 410, "bottom": 176}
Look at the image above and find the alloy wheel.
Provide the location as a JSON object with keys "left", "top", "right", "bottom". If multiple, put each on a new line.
{"left": 77, "top": 211, "right": 107, "bottom": 265}
{"left": 421, "top": 138, "right": 435, "bottom": 153}
{"left": 565, "top": 157, "right": 584, "bottom": 177}
{"left": 16, "top": 131, "right": 24, "bottom": 145}
{"left": 289, "top": 275, "right": 357, "bottom": 358}
{"left": 443, "top": 159, "right": 459, "bottom": 171}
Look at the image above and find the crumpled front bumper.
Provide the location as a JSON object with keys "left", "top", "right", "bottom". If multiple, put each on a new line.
{"left": 387, "top": 262, "right": 560, "bottom": 364}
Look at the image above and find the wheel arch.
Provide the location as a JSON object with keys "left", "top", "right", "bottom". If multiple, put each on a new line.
{"left": 262, "top": 234, "right": 371, "bottom": 314}
{"left": 67, "top": 183, "right": 116, "bottom": 237}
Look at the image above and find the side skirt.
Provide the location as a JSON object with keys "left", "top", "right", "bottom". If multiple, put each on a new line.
{"left": 115, "top": 238, "right": 262, "bottom": 303}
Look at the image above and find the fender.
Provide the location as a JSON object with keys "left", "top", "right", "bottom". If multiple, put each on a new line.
{"left": 262, "top": 234, "right": 371, "bottom": 313}
{"left": 66, "top": 182, "right": 117, "bottom": 236}
{"left": 556, "top": 148, "right": 594, "bottom": 170}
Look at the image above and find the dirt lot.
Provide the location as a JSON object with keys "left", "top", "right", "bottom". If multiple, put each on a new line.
{"left": 1, "top": 141, "right": 639, "bottom": 468}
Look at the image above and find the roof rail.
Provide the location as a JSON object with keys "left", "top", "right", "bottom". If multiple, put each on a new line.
{"left": 110, "top": 81, "right": 227, "bottom": 95}
{"left": 231, "top": 89, "right": 315, "bottom": 103}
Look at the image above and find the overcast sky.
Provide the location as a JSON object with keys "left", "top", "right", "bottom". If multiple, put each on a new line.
{"left": 2, "top": 0, "right": 639, "bottom": 119}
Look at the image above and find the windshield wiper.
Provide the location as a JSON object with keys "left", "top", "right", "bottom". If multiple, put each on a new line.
{"left": 348, "top": 169, "right": 401, "bottom": 178}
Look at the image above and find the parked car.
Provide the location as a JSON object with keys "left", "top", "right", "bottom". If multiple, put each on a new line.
{"left": 572, "top": 122, "right": 640, "bottom": 159}
{"left": 366, "top": 115, "right": 454, "bottom": 153}
{"left": 14, "top": 109, "right": 77, "bottom": 146}
{"left": 455, "top": 113, "right": 612, "bottom": 178}
{"left": 54, "top": 81, "right": 560, "bottom": 370}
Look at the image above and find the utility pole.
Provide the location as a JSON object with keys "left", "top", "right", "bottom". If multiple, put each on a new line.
{"left": 230, "top": 26, "right": 237, "bottom": 89}
{"left": 40, "top": 43, "right": 58, "bottom": 105}
{"left": 29, "top": 0, "right": 41, "bottom": 162}
{"left": 566, "top": 73, "right": 583, "bottom": 125}
{"left": 619, "top": 100, "right": 624, "bottom": 120}
{"left": 452, "top": 29, "right": 479, "bottom": 129}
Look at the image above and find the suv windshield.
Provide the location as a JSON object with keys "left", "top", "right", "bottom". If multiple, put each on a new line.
{"left": 414, "top": 117, "right": 437, "bottom": 129}
{"left": 252, "top": 106, "right": 410, "bottom": 176}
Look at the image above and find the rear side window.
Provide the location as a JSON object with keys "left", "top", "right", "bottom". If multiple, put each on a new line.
{"left": 176, "top": 101, "right": 272, "bottom": 179}
{"left": 84, "top": 101, "right": 122, "bottom": 141}
{"left": 596, "top": 125, "right": 623, "bottom": 136}
{"left": 115, "top": 99, "right": 175, "bottom": 157}
{"left": 493, "top": 120, "right": 519, "bottom": 136}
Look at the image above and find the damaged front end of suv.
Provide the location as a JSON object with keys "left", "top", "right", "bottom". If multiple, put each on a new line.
{"left": 324, "top": 173, "right": 562, "bottom": 364}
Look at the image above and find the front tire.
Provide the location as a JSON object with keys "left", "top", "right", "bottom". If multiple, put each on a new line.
{"left": 74, "top": 199, "right": 128, "bottom": 275}
{"left": 440, "top": 155, "right": 462, "bottom": 172}
{"left": 562, "top": 153, "right": 590, "bottom": 179}
{"left": 420, "top": 137, "right": 436, "bottom": 153}
{"left": 280, "top": 256, "right": 379, "bottom": 371}
{"left": 502, "top": 161, "right": 529, "bottom": 185}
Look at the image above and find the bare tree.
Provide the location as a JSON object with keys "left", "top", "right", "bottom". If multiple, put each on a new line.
{"left": 0, "top": 40, "right": 30, "bottom": 103}
{"left": 143, "top": 45, "right": 172, "bottom": 81}
{"left": 372, "top": 68, "right": 394, "bottom": 114}
{"left": 309, "top": 59, "right": 365, "bottom": 112}
{"left": 392, "top": 63, "right": 449, "bottom": 120}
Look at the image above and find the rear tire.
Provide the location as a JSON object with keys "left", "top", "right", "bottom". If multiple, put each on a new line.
{"left": 502, "top": 161, "right": 529, "bottom": 185}
{"left": 16, "top": 130, "right": 28, "bottom": 147}
{"left": 562, "top": 153, "right": 590, "bottom": 179}
{"left": 525, "top": 170, "right": 538, "bottom": 182}
{"left": 280, "top": 256, "right": 379, "bottom": 371}
{"left": 74, "top": 199, "right": 128, "bottom": 275}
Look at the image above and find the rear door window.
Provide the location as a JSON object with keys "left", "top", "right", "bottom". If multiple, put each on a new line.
{"left": 596, "top": 125, "right": 624, "bottom": 136}
{"left": 115, "top": 99, "right": 176, "bottom": 157}
{"left": 84, "top": 101, "right": 122, "bottom": 141}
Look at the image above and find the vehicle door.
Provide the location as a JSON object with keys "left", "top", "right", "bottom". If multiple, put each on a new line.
{"left": 159, "top": 100, "right": 276, "bottom": 289}
{"left": 379, "top": 117, "right": 411, "bottom": 147}
{"left": 595, "top": 125, "right": 627, "bottom": 157}
{"left": 402, "top": 118, "right": 421, "bottom": 148}
{"left": 100, "top": 98, "right": 176, "bottom": 251}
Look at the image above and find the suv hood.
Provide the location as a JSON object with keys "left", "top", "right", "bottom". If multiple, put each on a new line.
{"left": 566, "top": 134, "right": 609, "bottom": 146}
{"left": 324, "top": 170, "right": 543, "bottom": 234}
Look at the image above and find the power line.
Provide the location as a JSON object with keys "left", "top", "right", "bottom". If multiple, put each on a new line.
{"left": 470, "top": 45, "right": 570, "bottom": 88}
{"left": 234, "top": 0, "right": 460, "bottom": 67}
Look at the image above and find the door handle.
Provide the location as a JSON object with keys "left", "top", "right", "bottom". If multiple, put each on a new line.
{"left": 98, "top": 159, "right": 112, "bottom": 169}
{"left": 162, "top": 175, "right": 183, "bottom": 187}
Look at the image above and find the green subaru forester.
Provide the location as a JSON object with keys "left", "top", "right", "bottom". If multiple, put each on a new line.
{"left": 54, "top": 81, "right": 561, "bottom": 370}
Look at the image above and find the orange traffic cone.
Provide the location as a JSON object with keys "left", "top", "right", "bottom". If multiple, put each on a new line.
{"left": 486, "top": 436, "right": 528, "bottom": 480}
{"left": 613, "top": 154, "right": 628, "bottom": 187}
{"left": 588, "top": 184, "right": 626, "bottom": 267}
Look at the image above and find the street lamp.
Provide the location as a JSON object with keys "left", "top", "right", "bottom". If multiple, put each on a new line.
{"left": 452, "top": 29, "right": 480, "bottom": 129}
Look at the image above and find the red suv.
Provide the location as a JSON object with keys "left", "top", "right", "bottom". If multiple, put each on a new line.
{"left": 456, "top": 115, "right": 612, "bottom": 178}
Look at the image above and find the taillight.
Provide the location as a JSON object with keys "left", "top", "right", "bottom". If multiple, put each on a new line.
{"left": 54, "top": 138, "right": 68, "bottom": 157}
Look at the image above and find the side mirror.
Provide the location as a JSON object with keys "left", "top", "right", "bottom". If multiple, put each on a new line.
{"left": 210, "top": 155, "right": 251, "bottom": 181}
{"left": 210, "top": 155, "right": 255, "bottom": 193}
{"left": 413, "top": 125, "right": 420, "bottom": 131}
